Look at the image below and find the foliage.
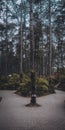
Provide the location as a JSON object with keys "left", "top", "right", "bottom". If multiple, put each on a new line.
{"left": 50, "top": 74, "right": 65, "bottom": 83}
{"left": 36, "top": 77, "right": 49, "bottom": 86}
{"left": 49, "top": 74, "right": 65, "bottom": 91}
{"left": 19, "top": 83, "right": 31, "bottom": 96}
{"left": 8, "top": 73, "right": 20, "bottom": 89}
{"left": 0, "top": 73, "right": 55, "bottom": 96}
{"left": 17, "top": 76, "right": 49, "bottom": 97}
{"left": 0, "top": 0, "right": 65, "bottom": 76}
{"left": 58, "top": 75, "right": 65, "bottom": 82}
{"left": 36, "top": 77, "right": 49, "bottom": 96}
{"left": 16, "top": 74, "right": 31, "bottom": 96}
{"left": 22, "top": 74, "right": 31, "bottom": 84}
{"left": 0, "top": 75, "right": 8, "bottom": 90}
{"left": 0, "top": 73, "right": 20, "bottom": 90}
{"left": 56, "top": 74, "right": 65, "bottom": 91}
{"left": 9, "top": 73, "right": 20, "bottom": 83}
{"left": 36, "top": 84, "right": 49, "bottom": 96}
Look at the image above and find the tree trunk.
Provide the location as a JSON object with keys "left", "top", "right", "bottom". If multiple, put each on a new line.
{"left": 29, "top": 0, "right": 36, "bottom": 104}
{"left": 20, "top": 0, "right": 23, "bottom": 74}
{"left": 49, "top": 0, "right": 52, "bottom": 76}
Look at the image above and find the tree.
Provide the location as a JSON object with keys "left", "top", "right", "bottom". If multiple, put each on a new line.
{"left": 0, "top": 0, "right": 65, "bottom": 77}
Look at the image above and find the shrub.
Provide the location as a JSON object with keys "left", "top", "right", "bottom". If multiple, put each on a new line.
{"left": 8, "top": 73, "right": 20, "bottom": 89}
{"left": 50, "top": 74, "right": 65, "bottom": 91}
{"left": 35, "top": 77, "right": 49, "bottom": 96}
{"left": 48, "top": 77, "right": 55, "bottom": 93}
{"left": 17, "top": 76, "right": 49, "bottom": 97}
{"left": 36, "top": 84, "right": 49, "bottom": 96}
{"left": 16, "top": 74, "right": 31, "bottom": 96}
{"left": 49, "top": 75, "right": 58, "bottom": 85}
{"left": 22, "top": 74, "right": 31, "bottom": 84}
{"left": 0, "top": 75, "right": 8, "bottom": 90}
{"left": 36, "top": 77, "right": 49, "bottom": 86}
{"left": 56, "top": 75, "right": 65, "bottom": 91}
{"left": 19, "top": 82, "right": 31, "bottom": 96}
{"left": 58, "top": 75, "right": 65, "bottom": 82}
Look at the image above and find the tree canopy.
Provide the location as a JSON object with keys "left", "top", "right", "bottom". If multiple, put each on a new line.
{"left": 0, "top": 0, "right": 65, "bottom": 76}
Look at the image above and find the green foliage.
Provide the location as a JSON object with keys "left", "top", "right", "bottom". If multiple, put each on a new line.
{"left": 0, "top": 75, "right": 8, "bottom": 90}
{"left": 16, "top": 76, "right": 49, "bottom": 97}
{"left": 58, "top": 75, "right": 65, "bottom": 82}
{"left": 36, "top": 84, "right": 49, "bottom": 96}
{"left": 49, "top": 75, "right": 58, "bottom": 85}
{"left": 22, "top": 74, "right": 31, "bottom": 84}
{"left": 49, "top": 74, "right": 65, "bottom": 92}
{"left": 47, "top": 77, "right": 55, "bottom": 93}
{"left": 54, "top": 74, "right": 65, "bottom": 91}
{"left": 50, "top": 74, "right": 65, "bottom": 84}
{"left": 8, "top": 73, "right": 20, "bottom": 84}
{"left": 36, "top": 77, "right": 49, "bottom": 86}
{"left": 19, "top": 82, "right": 31, "bottom": 96}
{"left": 0, "top": 73, "right": 55, "bottom": 96}
{"left": 16, "top": 74, "right": 31, "bottom": 96}
{"left": 36, "top": 77, "right": 49, "bottom": 96}
{"left": 8, "top": 73, "right": 20, "bottom": 89}
{"left": 0, "top": 73, "right": 20, "bottom": 90}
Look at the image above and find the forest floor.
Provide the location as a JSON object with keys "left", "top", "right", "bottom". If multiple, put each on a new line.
{"left": 0, "top": 90, "right": 65, "bottom": 130}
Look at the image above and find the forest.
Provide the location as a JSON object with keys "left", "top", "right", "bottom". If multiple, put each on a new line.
{"left": 0, "top": 0, "right": 65, "bottom": 97}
